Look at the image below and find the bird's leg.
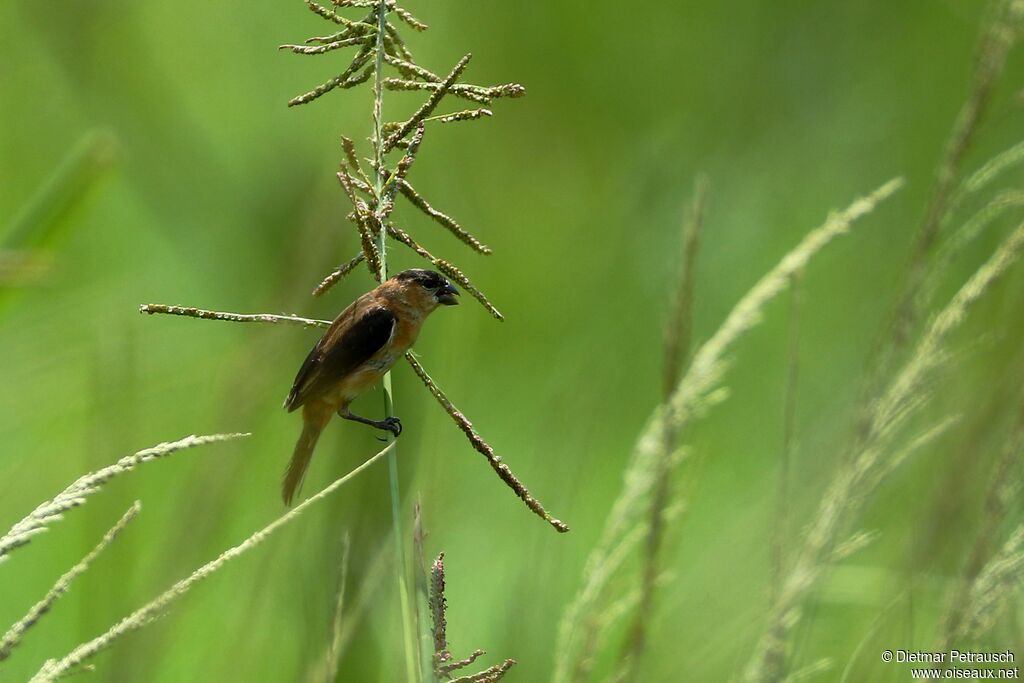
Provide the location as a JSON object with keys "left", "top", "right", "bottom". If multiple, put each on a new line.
{"left": 338, "top": 408, "right": 402, "bottom": 437}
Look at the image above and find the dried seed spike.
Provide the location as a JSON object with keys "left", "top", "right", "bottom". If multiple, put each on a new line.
{"left": 384, "top": 224, "right": 502, "bottom": 319}
{"left": 429, "top": 553, "right": 449, "bottom": 660}
{"left": 488, "top": 83, "right": 526, "bottom": 99}
{"left": 302, "top": 0, "right": 376, "bottom": 32}
{"left": 404, "top": 353, "right": 569, "bottom": 533}
{"left": 140, "top": 305, "right": 328, "bottom": 328}
{"left": 384, "top": 222, "right": 432, "bottom": 258}
{"left": 344, "top": 64, "right": 374, "bottom": 89}
{"left": 341, "top": 136, "right": 373, "bottom": 192}
{"left": 346, "top": 174, "right": 374, "bottom": 197}
{"left": 378, "top": 123, "right": 425, "bottom": 218}
{"left": 380, "top": 35, "right": 408, "bottom": 63}
{"left": 398, "top": 180, "right": 492, "bottom": 254}
{"left": 383, "top": 77, "right": 426, "bottom": 92}
{"left": 391, "top": 123, "right": 426, "bottom": 182}
{"left": 422, "top": 553, "right": 518, "bottom": 681}
{"left": 330, "top": 0, "right": 376, "bottom": 6}
{"left": 305, "top": 30, "right": 346, "bottom": 44}
{"left": 383, "top": 22, "right": 414, "bottom": 61}
{"left": 439, "top": 650, "right": 486, "bottom": 676}
{"left": 449, "top": 660, "right": 516, "bottom": 683}
{"left": 382, "top": 54, "right": 524, "bottom": 103}
{"left": 435, "top": 259, "right": 502, "bottom": 321}
{"left": 394, "top": 5, "right": 428, "bottom": 31}
{"left": 301, "top": 21, "right": 374, "bottom": 47}
{"left": 279, "top": 35, "right": 372, "bottom": 55}
{"left": 383, "top": 54, "right": 473, "bottom": 153}
{"left": 383, "top": 53, "right": 441, "bottom": 82}
{"left": 337, "top": 166, "right": 382, "bottom": 276}
{"left": 288, "top": 46, "right": 373, "bottom": 106}
{"left": 388, "top": 79, "right": 523, "bottom": 105}
{"left": 434, "top": 108, "right": 492, "bottom": 124}
{"left": 312, "top": 252, "right": 366, "bottom": 297}
{"left": 383, "top": 78, "right": 492, "bottom": 105}
{"left": 304, "top": 0, "right": 348, "bottom": 25}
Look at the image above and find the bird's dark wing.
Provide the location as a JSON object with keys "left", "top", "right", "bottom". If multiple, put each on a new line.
{"left": 284, "top": 306, "right": 396, "bottom": 412}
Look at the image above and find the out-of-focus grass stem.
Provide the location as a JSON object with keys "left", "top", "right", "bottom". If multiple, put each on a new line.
{"left": 616, "top": 176, "right": 707, "bottom": 678}
{"left": 772, "top": 268, "right": 804, "bottom": 607}
{"left": 30, "top": 444, "right": 395, "bottom": 683}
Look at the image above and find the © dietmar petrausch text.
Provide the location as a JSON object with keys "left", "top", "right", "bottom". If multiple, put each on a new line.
{"left": 880, "top": 649, "right": 1018, "bottom": 679}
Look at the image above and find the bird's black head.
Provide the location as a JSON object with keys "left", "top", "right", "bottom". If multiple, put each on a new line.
{"left": 394, "top": 268, "right": 460, "bottom": 306}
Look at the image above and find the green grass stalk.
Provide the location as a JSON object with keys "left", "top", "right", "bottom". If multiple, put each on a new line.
{"left": 938, "top": 388, "right": 1024, "bottom": 650}
{"left": 0, "top": 433, "right": 246, "bottom": 563}
{"left": 29, "top": 443, "right": 395, "bottom": 683}
{"left": 329, "top": 539, "right": 351, "bottom": 677}
{"left": 554, "top": 179, "right": 902, "bottom": 683}
{"left": 772, "top": 268, "right": 804, "bottom": 607}
{"left": 3, "top": 130, "right": 119, "bottom": 251}
{"left": 0, "top": 503, "right": 140, "bottom": 662}
{"left": 743, "top": 218, "right": 1024, "bottom": 682}
{"left": 891, "top": 0, "right": 1024, "bottom": 346}
{"left": 371, "top": 1, "right": 418, "bottom": 678}
{"left": 851, "top": 0, "right": 1024, "bottom": 446}
{"left": 616, "top": 176, "right": 707, "bottom": 679}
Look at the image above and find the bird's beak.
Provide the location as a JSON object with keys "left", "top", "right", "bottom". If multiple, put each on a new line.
{"left": 437, "top": 282, "right": 460, "bottom": 306}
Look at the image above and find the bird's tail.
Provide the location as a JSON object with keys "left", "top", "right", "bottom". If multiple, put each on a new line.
{"left": 282, "top": 404, "right": 331, "bottom": 506}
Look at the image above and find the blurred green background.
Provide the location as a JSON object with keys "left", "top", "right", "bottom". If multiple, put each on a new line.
{"left": 3, "top": 1, "right": 1024, "bottom": 681}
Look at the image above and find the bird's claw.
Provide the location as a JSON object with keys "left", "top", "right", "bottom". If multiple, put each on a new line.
{"left": 382, "top": 416, "right": 403, "bottom": 437}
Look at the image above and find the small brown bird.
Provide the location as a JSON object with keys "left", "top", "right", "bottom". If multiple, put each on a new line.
{"left": 281, "top": 268, "right": 460, "bottom": 504}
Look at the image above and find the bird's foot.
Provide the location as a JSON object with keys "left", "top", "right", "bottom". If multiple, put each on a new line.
{"left": 340, "top": 410, "right": 402, "bottom": 438}
{"left": 370, "top": 417, "right": 402, "bottom": 440}
{"left": 381, "top": 416, "right": 402, "bottom": 437}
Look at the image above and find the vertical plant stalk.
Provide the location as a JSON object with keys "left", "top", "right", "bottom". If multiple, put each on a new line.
{"left": 157, "top": 0, "right": 559, "bottom": 540}
{"left": 412, "top": 501, "right": 435, "bottom": 681}
{"left": 308, "top": 536, "right": 397, "bottom": 683}
{"left": 617, "top": 177, "right": 707, "bottom": 677}
{"left": 428, "top": 553, "right": 516, "bottom": 681}
{"left": 870, "top": 0, "right": 1023, "bottom": 389}
{"left": 323, "top": 535, "right": 351, "bottom": 683}
{"left": 369, "top": 3, "right": 418, "bottom": 679}
{"left": 553, "top": 179, "right": 902, "bottom": 683}
{"left": 742, "top": 219, "right": 1024, "bottom": 683}
{"left": 761, "top": 269, "right": 805, "bottom": 681}
{"left": 844, "top": 0, "right": 1024, "bottom": 477}
{"left": 897, "top": 0, "right": 1023, "bottom": 335}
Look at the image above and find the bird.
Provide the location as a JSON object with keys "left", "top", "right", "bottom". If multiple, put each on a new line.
{"left": 281, "top": 268, "right": 460, "bottom": 504}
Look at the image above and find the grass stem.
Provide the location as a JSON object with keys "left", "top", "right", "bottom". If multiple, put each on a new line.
{"left": 31, "top": 443, "right": 395, "bottom": 682}
{"left": 371, "top": 2, "right": 418, "bottom": 679}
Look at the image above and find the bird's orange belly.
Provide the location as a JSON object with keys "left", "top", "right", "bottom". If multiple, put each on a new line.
{"left": 332, "top": 352, "right": 401, "bottom": 404}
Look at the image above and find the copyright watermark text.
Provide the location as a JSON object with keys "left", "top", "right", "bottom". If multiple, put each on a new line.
{"left": 881, "top": 649, "right": 1018, "bottom": 679}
